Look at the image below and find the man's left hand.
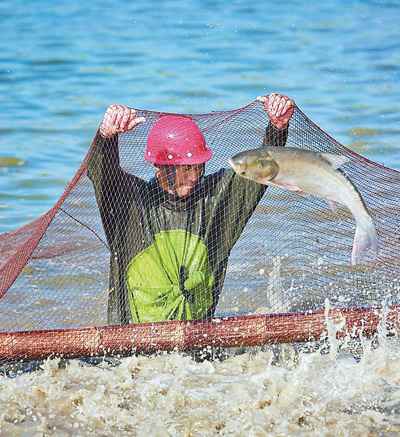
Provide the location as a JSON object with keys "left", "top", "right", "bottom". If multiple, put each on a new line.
{"left": 258, "top": 93, "right": 295, "bottom": 129}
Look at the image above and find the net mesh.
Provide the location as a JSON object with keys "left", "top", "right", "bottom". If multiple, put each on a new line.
{"left": 0, "top": 100, "right": 399, "bottom": 358}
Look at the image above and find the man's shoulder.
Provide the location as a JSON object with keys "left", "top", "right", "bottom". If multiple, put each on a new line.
{"left": 195, "top": 168, "right": 240, "bottom": 201}
{"left": 203, "top": 167, "right": 234, "bottom": 184}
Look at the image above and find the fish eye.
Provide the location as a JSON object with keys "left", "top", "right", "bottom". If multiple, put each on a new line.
{"left": 240, "top": 171, "right": 246, "bottom": 176}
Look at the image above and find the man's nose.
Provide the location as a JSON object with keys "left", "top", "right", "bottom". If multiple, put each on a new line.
{"left": 188, "top": 171, "right": 200, "bottom": 182}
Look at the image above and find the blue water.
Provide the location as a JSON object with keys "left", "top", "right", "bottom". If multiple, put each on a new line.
{"left": 0, "top": 0, "right": 399, "bottom": 233}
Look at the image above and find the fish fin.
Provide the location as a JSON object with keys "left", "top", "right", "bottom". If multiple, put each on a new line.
{"left": 327, "top": 200, "right": 338, "bottom": 212}
{"left": 321, "top": 153, "right": 350, "bottom": 169}
{"left": 292, "top": 188, "right": 307, "bottom": 196}
{"left": 351, "top": 221, "right": 378, "bottom": 265}
{"left": 269, "top": 181, "right": 306, "bottom": 195}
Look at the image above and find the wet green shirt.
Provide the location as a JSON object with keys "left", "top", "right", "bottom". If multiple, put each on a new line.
{"left": 88, "top": 124, "right": 287, "bottom": 324}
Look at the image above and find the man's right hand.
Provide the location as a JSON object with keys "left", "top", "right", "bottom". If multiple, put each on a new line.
{"left": 99, "top": 104, "right": 145, "bottom": 138}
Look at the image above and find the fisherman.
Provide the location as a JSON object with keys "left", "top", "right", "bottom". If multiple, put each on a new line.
{"left": 88, "top": 93, "right": 294, "bottom": 325}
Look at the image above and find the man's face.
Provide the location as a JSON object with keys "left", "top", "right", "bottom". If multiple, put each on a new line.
{"left": 174, "top": 164, "right": 203, "bottom": 197}
{"left": 157, "top": 164, "right": 204, "bottom": 198}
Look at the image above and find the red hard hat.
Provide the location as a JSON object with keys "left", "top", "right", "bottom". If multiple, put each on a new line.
{"left": 145, "top": 115, "right": 212, "bottom": 165}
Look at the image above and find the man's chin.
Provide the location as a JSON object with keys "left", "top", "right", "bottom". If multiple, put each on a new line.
{"left": 176, "top": 187, "right": 195, "bottom": 198}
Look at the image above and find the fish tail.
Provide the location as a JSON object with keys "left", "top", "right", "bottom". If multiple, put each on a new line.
{"left": 351, "top": 217, "right": 378, "bottom": 265}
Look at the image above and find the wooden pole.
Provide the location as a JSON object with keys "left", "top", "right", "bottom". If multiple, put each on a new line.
{"left": 1, "top": 305, "right": 399, "bottom": 361}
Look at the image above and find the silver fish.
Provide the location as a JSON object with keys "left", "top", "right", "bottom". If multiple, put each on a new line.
{"left": 229, "top": 146, "right": 378, "bottom": 265}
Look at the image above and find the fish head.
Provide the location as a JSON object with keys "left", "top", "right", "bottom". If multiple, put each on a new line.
{"left": 229, "top": 149, "right": 279, "bottom": 184}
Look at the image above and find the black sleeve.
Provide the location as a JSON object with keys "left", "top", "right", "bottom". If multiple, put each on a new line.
{"left": 262, "top": 122, "right": 289, "bottom": 147}
{"left": 87, "top": 130, "right": 127, "bottom": 184}
{"left": 87, "top": 131, "right": 145, "bottom": 248}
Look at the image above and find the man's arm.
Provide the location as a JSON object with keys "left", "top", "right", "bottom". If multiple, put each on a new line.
{"left": 88, "top": 104, "right": 146, "bottom": 183}
{"left": 87, "top": 130, "right": 121, "bottom": 183}
{"left": 87, "top": 131, "right": 127, "bottom": 249}
{"left": 260, "top": 93, "right": 294, "bottom": 147}
{"left": 213, "top": 94, "right": 295, "bottom": 256}
{"left": 87, "top": 105, "right": 146, "bottom": 247}
{"left": 263, "top": 123, "right": 288, "bottom": 148}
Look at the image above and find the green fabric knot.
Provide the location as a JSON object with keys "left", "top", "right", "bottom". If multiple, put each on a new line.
{"left": 171, "top": 284, "right": 183, "bottom": 297}
{"left": 183, "top": 270, "right": 206, "bottom": 290}
{"left": 126, "top": 230, "right": 215, "bottom": 322}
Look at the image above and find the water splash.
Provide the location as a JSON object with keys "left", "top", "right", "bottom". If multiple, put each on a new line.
{"left": 1, "top": 309, "right": 399, "bottom": 436}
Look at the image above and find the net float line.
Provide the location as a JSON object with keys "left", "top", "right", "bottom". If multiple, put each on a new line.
{"left": 0, "top": 304, "right": 399, "bottom": 362}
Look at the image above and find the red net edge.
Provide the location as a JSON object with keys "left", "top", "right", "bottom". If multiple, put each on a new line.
{"left": 0, "top": 304, "right": 398, "bottom": 361}
{"left": 0, "top": 138, "right": 94, "bottom": 299}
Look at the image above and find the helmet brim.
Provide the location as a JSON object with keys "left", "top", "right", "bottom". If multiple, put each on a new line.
{"left": 146, "top": 148, "right": 212, "bottom": 166}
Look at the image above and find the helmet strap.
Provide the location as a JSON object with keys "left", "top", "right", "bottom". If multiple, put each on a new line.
{"left": 199, "top": 163, "right": 205, "bottom": 179}
{"left": 165, "top": 166, "right": 177, "bottom": 193}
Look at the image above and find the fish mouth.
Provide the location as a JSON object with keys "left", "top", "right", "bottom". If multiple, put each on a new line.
{"left": 229, "top": 159, "right": 249, "bottom": 178}
{"left": 228, "top": 158, "right": 243, "bottom": 172}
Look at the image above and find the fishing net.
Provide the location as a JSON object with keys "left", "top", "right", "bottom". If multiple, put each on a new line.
{"left": 1, "top": 99, "right": 400, "bottom": 361}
